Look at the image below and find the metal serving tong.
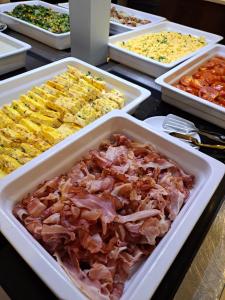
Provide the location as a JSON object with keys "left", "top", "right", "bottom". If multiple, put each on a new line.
{"left": 170, "top": 132, "right": 225, "bottom": 150}
{"left": 163, "top": 114, "right": 225, "bottom": 144}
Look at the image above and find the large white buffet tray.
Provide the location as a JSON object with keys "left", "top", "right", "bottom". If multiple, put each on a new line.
{"left": 0, "top": 110, "right": 224, "bottom": 300}
{"left": 0, "top": 1, "right": 70, "bottom": 50}
{"left": 0, "top": 56, "right": 150, "bottom": 178}
{"left": 156, "top": 44, "right": 225, "bottom": 129}
{"left": 108, "top": 21, "right": 223, "bottom": 77}
{"left": 0, "top": 31, "right": 31, "bottom": 75}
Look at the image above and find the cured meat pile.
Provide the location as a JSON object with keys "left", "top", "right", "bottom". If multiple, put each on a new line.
{"left": 174, "top": 56, "right": 225, "bottom": 107}
{"left": 13, "top": 134, "right": 194, "bottom": 300}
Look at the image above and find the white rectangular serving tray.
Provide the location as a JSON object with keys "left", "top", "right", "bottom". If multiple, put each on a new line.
{"left": 0, "top": 56, "right": 150, "bottom": 178}
{"left": 0, "top": 110, "right": 224, "bottom": 300}
{"left": 110, "top": 4, "right": 166, "bottom": 34}
{"left": 0, "top": 1, "right": 70, "bottom": 50}
{"left": 108, "top": 21, "right": 223, "bottom": 77}
{"left": 0, "top": 32, "right": 31, "bottom": 75}
{"left": 156, "top": 44, "right": 225, "bottom": 129}
{"left": 58, "top": 2, "right": 166, "bottom": 34}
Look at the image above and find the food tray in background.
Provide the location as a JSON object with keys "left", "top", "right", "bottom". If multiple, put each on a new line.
{"left": 0, "top": 32, "right": 31, "bottom": 75}
{"left": 0, "top": 56, "right": 150, "bottom": 179}
{"left": 0, "top": 1, "right": 70, "bottom": 50}
{"left": 110, "top": 4, "right": 166, "bottom": 34}
{"left": 0, "top": 110, "right": 224, "bottom": 300}
{"left": 58, "top": 2, "right": 166, "bottom": 34}
{"left": 108, "top": 21, "right": 223, "bottom": 77}
{"left": 156, "top": 44, "right": 225, "bottom": 129}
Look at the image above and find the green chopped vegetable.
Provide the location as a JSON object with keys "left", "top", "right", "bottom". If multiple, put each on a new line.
{"left": 6, "top": 4, "right": 70, "bottom": 34}
{"left": 158, "top": 56, "right": 166, "bottom": 61}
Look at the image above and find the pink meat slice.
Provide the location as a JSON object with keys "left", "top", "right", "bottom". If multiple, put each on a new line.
{"left": 115, "top": 209, "right": 160, "bottom": 223}
{"left": 55, "top": 253, "right": 110, "bottom": 300}
{"left": 13, "top": 133, "right": 194, "bottom": 300}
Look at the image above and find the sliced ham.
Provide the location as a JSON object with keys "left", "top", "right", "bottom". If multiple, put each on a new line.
{"left": 43, "top": 213, "right": 60, "bottom": 225}
{"left": 81, "top": 232, "right": 103, "bottom": 254}
{"left": 111, "top": 162, "right": 130, "bottom": 175}
{"left": 167, "top": 189, "right": 186, "bottom": 220}
{"left": 112, "top": 134, "right": 131, "bottom": 147}
{"left": 115, "top": 209, "right": 160, "bottom": 223}
{"left": 41, "top": 224, "right": 75, "bottom": 251}
{"left": 125, "top": 221, "right": 143, "bottom": 235}
{"left": 24, "top": 217, "right": 43, "bottom": 239}
{"left": 119, "top": 248, "right": 144, "bottom": 275}
{"left": 55, "top": 253, "right": 110, "bottom": 300}
{"left": 68, "top": 163, "right": 85, "bottom": 183}
{"left": 59, "top": 178, "right": 73, "bottom": 199}
{"left": 105, "top": 145, "right": 128, "bottom": 165}
{"left": 13, "top": 205, "right": 28, "bottom": 221}
{"left": 71, "top": 194, "right": 116, "bottom": 221}
{"left": 88, "top": 263, "right": 113, "bottom": 286}
{"left": 109, "top": 246, "right": 127, "bottom": 260}
{"left": 139, "top": 161, "right": 175, "bottom": 170}
{"left": 40, "top": 191, "right": 60, "bottom": 205}
{"left": 112, "top": 183, "right": 133, "bottom": 198}
{"left": 90, "top": 150, "right": 112, "bottom": 169}
{"left": 27, "top": 197, "right": 47, "bottom": 217}
{"left": 14, "top": 133, "right": 194, "bottom": 300}
{"left": 179, "top": 168, "right": 195, "bottom": 189}
{"left": 71, "top": 194, "right": 116, "bottom": 234}
{"left": 33, "top": 176, "right": 60, "bottom": 198}
{"left": 139, "top": 217, "right": 161, "bottom": 245}
{"left": 86, "top": 176, "right": 115, "bottom": 193}
{"left": 80, "top": 209, "right": 102, "bottom": 221}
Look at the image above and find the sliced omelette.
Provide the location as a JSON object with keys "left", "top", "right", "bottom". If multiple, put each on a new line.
{"left": 0, "top": 65, "right": 125, "bottom": 178}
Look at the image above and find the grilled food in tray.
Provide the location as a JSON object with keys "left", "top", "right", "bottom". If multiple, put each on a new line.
{"left": 0, "top": 66, "right": 125, "bottom": 177}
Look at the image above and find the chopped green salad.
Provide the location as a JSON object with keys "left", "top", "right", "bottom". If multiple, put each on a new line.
{"left": 6, "top": 4, "right": 70, "bottom": 34}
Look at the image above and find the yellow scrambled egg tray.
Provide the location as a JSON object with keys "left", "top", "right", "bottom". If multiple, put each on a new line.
{"left": 0, "top": 66, "right": 125, "bottom": 177}
{"left": 117, "top": 31, "right": 207, "bottom": 63}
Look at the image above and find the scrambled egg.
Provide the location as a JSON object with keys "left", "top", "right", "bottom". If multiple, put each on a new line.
{"left": 0, "top": 66, "right": 125, "bottom": 177}
{"left": 117, "top": 31, "right": 206, "bottom": 63}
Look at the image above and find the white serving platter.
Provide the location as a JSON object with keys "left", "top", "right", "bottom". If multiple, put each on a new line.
{"left": 0, "top": 110, "right": 224, "bottom": 300}
{"left": 110, "top": 4, "right": 166, "bottom": 34}
{"left": 0, "top": 32, "right": 31, "bottom": 75}
{"left": 0, "top": 56, "right": 150, "bottom": 178}
{"left": 108, "top": 21, "right": 223, "bottom": 77}
{"left": 155, "top": 44, "right": 225, "bottom": 129}
{"left": 0, "top": 1, "right": 70, "bottom": 50}
{"left": 58, "top": 2, "right": 165, "bottom": 34}
{"left": 0, "top": 56, "right": 150, "bottom": 113}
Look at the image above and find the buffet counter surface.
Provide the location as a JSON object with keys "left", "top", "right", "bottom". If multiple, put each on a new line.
{"left": 0, "top": 29, "right": 224, "bottom": 300}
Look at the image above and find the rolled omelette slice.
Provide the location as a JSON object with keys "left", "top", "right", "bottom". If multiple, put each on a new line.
{"left": 0, "top": 154, "right": 21, "bottom": 174}
{"left": 74, "top": 104, "right": 100, "bottom": 127}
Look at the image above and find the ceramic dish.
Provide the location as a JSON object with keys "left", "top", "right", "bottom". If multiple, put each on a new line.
{"left": 109, "top": 21, "right": 223, "bottom": 77}
{"left": 0, "top": 110, "right": 224, "bottom": 300}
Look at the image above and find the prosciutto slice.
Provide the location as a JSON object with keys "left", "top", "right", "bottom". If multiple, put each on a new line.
{"left": 115, "top": 209, "right": 160, "bottom": 224}
{"left": 55, "top": 253, "right": 110, "bottom": 300}
{"left": 27, "top": 197, "right": 47, "bottom": 217}
{"left": 13, "top": 134, "right": 194, "bottom": 300}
